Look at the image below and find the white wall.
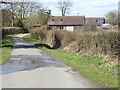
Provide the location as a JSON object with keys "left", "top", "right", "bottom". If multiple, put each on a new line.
{"left": 64, "top": 26, "right": 74, "bottom": 31}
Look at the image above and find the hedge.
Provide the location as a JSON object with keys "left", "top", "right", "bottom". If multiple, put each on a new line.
{"left": 30, "top": 26, "right": 119, "bottom": 61}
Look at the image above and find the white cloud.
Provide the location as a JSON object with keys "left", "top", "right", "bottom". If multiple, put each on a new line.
{"left": 42, "top": 0, "right": 119, "bottom": 16}
{"left": 72, "top": 0, "right": 119, "bottom": 16}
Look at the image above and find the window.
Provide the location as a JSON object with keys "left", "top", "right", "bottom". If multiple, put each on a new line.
{"left": 97, "top": 19, "right": 104, "bottom": 24}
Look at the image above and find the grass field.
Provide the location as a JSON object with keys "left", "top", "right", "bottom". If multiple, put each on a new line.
{"left": 0, "top": 35, "right": 14, "bottom": 64}
{"left": 24, "top": 35, "right": 118, "bottom": 88}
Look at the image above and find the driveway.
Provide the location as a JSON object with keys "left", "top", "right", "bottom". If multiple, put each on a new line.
{"left": 1, "top": 34, "right": 95, "bottom": 88}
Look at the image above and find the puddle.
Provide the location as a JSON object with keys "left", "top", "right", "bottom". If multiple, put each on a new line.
{"left": 0, "top": 58, "right": 64, "bottom": 75}
{"left": 43, "top": 59, "right": 61, "bottom": 64}
{"left": 0, "top": 35, "right": 65, "bottom": 75}
{"left": 0, "top": 60, "right": 40, "bottom": 75}
{"left": 66, "top": 70, "right": 76, "bottom": 74}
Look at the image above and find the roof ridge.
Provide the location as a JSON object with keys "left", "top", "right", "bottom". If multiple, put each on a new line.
{"left": 53, "top": 15, "right": 85, "bottom": 17}
{"left": 86, "top": 17, "right": 105, "bottom": 18}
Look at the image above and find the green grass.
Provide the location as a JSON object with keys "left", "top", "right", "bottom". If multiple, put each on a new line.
{"left": 0, "top": 35, "right": 14, "bottom": 64}
{"left": 24, "top": 35, "right": 119, "bottom": 88}
{"left": 23, "top": 35, "right": 31, "bottom": 41}
{"left": 43, "top": 48, "right": 118, "bottom": 88}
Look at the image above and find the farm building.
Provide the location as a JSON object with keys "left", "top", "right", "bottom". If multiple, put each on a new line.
{"left": 85, "top": 17, "right": 105, "bottom": 26}
{"left": 48, "top": 16, "right": 85, "bottom": 31}
{"left": 48, "top": 16, "right": 105, "bottom": 31}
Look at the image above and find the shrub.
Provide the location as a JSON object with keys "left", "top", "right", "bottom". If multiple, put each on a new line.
{"left": 15, "top": 19, "right": 24, "bottom": 28}
{"left": 14, "top": 19, "right": 28, "bottom": 33}
{"left": 81, "top": 24, "right": 98, "bottom": 32}
{"left": 30, "top": 25, "right": 49, "bottom": 41}
{"left": 61, "top": 31, "right": 76, "bottom": 48}
{"left": 46, "top": 30, "right": 63, "bottom": 48}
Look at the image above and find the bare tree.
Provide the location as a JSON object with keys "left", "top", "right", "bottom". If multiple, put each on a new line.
{"left": 9, "top": 2, "right": 18, "bottom": 26}
{"left": 28, "top": 2, "right": 43, "bottom": 16}
{"left": 17, "top": 2, "right": 30, "bottom": 19}
{"left": 105, "top": 10, "right": 118, "bottom": 26}
{"left": 1, "top": 2, "right": 19, "bottom": 26}
{"left": 0, "top": 1, "right": 49, "bottom": 28}
{"left": 57, "top": 0, "right": 72, "bottom": 16}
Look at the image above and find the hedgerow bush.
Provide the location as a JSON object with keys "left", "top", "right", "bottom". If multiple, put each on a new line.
{"left": 2, "top": 27, "right": 23, "bottom": 36}
{"left": 75, "top": 31, "right": 118, "bottom": 59}
{"left": 30, "top": 26, "right": 119, "bottom": 60}
{"left": 30, "top": 25, "right": 48, "bottom": 41}
{"left": 82, "top": 24, "right": 98, "bottom": 32}
{"left": 44, "top": 30, "right": 76, "bottom": 48}
{"left": 45, "top": 30, "right": 62, "bottom": 48}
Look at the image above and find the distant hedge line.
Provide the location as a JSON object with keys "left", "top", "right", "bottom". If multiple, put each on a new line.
{"left": 30, "top": 26, "right": 119, "bottom": 61}
{"left": 2, "top": 27, "right": 23, "bottom": 36}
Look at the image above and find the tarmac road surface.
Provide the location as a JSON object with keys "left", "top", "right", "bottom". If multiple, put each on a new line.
{"left": 1, "top": 34, "right": 95, "bottom": 88}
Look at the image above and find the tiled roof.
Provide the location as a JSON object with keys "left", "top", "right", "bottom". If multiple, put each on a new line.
{"left": 86, "top": 17, "right": 105, "bottom": 19}
{"left": 48, "top": 16, "right": 85, "bottom": 25}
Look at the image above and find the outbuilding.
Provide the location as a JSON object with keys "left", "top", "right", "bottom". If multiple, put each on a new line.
{"left": 48, "top": 16, "right": 85, "bottom": 31}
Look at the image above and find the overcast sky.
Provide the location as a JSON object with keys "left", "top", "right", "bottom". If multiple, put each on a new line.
{"left": 39, "top": 0, "right": 119, "bottom": 17}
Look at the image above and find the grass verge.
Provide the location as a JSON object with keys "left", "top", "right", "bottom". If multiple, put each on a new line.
{"left": 0, "top": 35, "right": 14, "bottom": 64}
{"left": 24, "top": 35, "right": 118, "bottom": 88}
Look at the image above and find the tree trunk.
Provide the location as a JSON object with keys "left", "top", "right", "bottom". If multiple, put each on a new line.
{"left": 11, "top": 15, "right": 14, "bottom": 27}
{"left": 11, "top": 20, "right": 14, "bottom": 27}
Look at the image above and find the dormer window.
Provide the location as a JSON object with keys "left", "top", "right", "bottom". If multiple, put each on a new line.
{"left": 52, "top": 19, "right": 54, "bottom": 21}
{"left": 61, "top": 19, "right": 63, "bottom": 21}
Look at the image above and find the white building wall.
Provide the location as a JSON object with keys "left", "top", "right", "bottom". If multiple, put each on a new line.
{"left": 64, "top": 26, "right": 74, "bottom": 31}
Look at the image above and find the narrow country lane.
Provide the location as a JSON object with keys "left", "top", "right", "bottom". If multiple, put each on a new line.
{"left": 1, "top": 34, "right": 95, "bottom": 88}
